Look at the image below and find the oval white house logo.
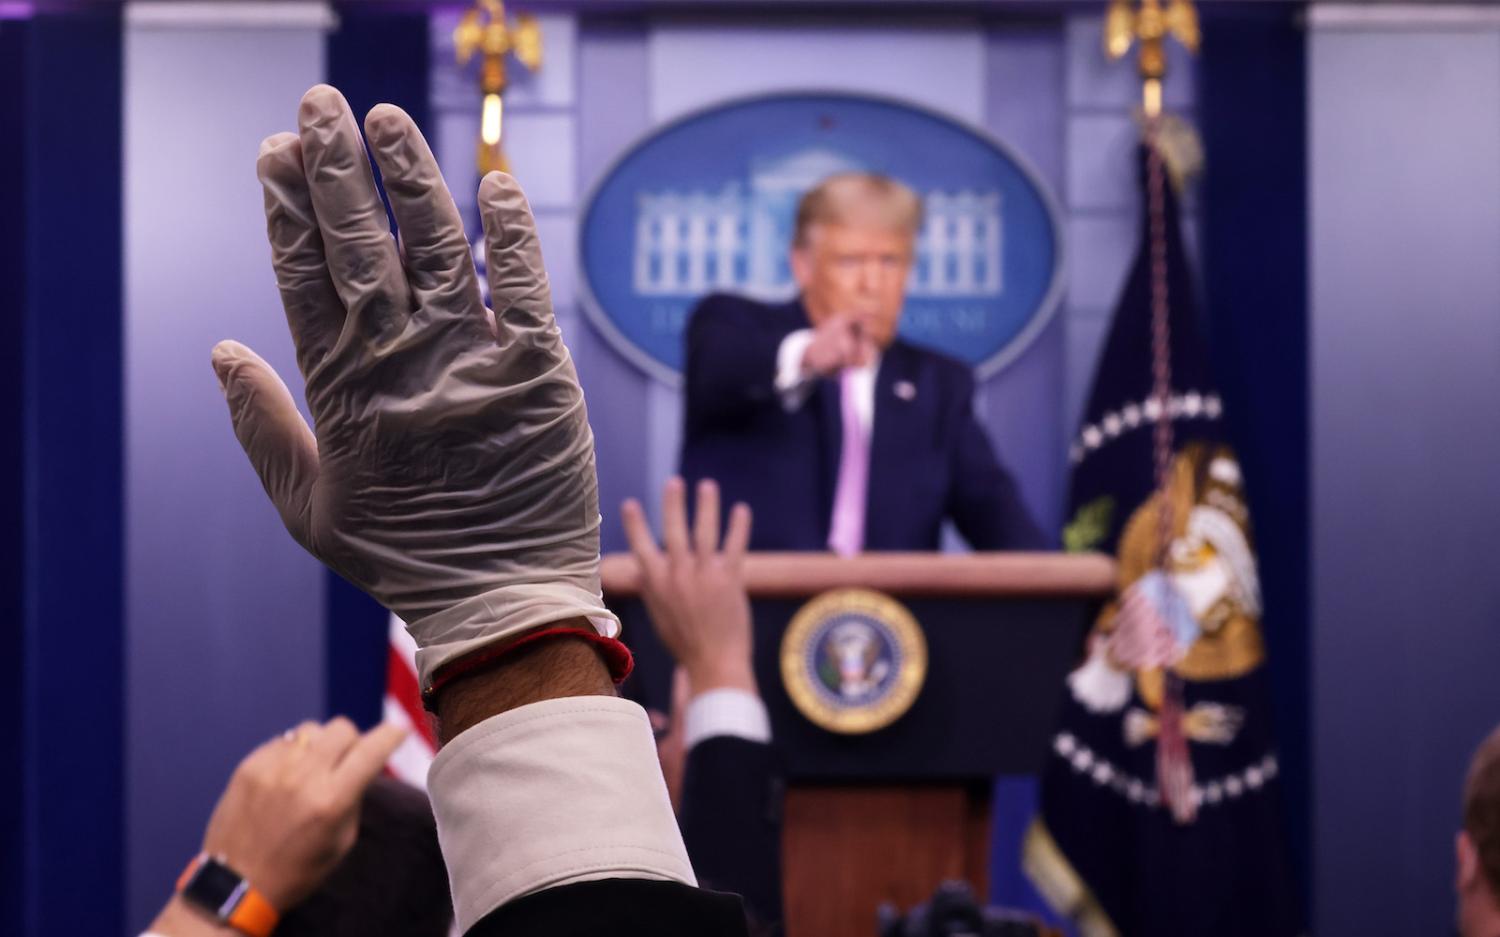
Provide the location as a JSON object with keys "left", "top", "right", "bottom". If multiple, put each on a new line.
{"left": 578, "top": 92, "right": 1065, "bottom": 384}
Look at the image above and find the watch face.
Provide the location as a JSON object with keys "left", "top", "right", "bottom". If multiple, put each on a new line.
{"left": 183, "top": 858, "right": 243, "bottom": 916}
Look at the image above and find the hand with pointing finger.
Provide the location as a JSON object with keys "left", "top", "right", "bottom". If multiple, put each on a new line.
{"left": 147, "top": 719, "right": 408, "bottom": 936}
{"left": 801, "top": 312, "right": 875, "bottom": 377}
{"left": 200, "top": 720, "right": 409, "bottom": 911}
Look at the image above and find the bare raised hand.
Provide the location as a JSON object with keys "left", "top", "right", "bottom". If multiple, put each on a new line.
{"left": 621, "top": 478, "right": 755, "bottom": 697}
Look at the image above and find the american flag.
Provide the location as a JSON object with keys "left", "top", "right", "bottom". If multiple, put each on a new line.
{"left": 384, "top": 613, "right": 437, "bottom": 787}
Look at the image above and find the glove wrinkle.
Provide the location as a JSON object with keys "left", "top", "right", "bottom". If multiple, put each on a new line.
{"left": 259, "top": 137, "right": 345, "bottom": 378}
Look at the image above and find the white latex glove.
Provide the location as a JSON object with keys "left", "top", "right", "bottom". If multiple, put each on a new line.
{"left": 213, "top": 84, "right": 617, "bottom": 691}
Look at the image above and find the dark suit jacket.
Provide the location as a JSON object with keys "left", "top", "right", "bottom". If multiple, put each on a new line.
{"left": 678, "top": 737, "right": 783, "bottom": 935}
{"left": 467, "top": 879, "right": 750, "bottom": 936}
{"left": 681, "top": 294, "right": 1046, "bottom": 551}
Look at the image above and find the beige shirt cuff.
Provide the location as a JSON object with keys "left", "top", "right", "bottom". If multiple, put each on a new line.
{"left": 427, "top": 696, "right": 696, "bottom": 933}
{"left": 774, "top": 328, "right": 817, "bottom": 410}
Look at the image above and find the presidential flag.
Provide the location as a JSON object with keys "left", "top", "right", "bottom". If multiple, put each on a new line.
{"left": 1023, "top": 139, "right": 1300, "bottom": 937}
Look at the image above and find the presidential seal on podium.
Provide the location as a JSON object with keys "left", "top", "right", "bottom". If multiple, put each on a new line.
{"left": 780, "top": 588, "right": 928, "bottom": 734}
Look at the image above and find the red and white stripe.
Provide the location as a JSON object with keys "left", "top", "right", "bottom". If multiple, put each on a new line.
{"left": 384, "top": 613, "right": 438, "bottom": 788}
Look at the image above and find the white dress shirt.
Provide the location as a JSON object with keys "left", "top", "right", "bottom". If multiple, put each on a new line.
{"left": 774, "top": 328, "right": 877, "bottom": 433}
{"left": 681, "top": 688, "right": 772, "bottom": 751}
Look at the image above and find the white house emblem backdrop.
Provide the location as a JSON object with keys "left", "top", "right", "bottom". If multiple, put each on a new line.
{"left": 578, "top": 92, "right": 1065, "bottom": 383}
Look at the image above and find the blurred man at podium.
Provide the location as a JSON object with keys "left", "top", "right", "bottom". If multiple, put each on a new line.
{"left": 681, "top": 172, "right": 1045, "bottom": 554}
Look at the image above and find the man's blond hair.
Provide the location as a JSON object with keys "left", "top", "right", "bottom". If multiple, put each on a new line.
{"left": 792, "top": 172, "right": 923, "bottom": 248}
{"left": 1466, "top": 723, "right": 1500, "bottom": 898}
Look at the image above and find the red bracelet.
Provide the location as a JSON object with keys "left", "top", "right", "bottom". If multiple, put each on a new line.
{"left": 422, "top": 626, "right": 634, "bottom": 711}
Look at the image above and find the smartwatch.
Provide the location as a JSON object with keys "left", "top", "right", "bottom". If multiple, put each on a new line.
{"left": 176, "top": 852, "right": 280, "bottom": 937}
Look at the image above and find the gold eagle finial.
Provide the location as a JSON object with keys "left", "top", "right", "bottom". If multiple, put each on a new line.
{"left": 1103, "top": 0, "right": 1200, "bottom": 118}
{"left": 454, "top": 0, "right": 542, "bottom": 176}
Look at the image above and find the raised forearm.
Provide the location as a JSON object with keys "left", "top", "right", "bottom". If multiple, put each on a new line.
{"left": 434, "top": 623, "right": 617, "bottom": 745}
{"left": 680, "top": 653, "right": 758, "bottom": 699}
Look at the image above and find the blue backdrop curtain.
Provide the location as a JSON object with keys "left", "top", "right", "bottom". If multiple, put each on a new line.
{"left": 1198, "top": 0, "right": 1310, "bottom": 911}
{"left": 0, "top": 16, "right": 28, "bottom": 937}
{"left": 4, "top": 9, "right": 126, "bottom": 937}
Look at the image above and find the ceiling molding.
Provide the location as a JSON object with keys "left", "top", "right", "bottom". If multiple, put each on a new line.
{"left": 125, "top": 2, "right": 336, "bottom": 30}
{"left": 1309, "top": 3, "right": 1500, "bottom": 30}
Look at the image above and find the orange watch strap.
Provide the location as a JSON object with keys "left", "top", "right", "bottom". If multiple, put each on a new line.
{"left": 226, "top": 886, "right": 279, "bottom": 937}
{"left": 175, "top": 853, "right": 203, "bottom": 893}
{"left": 175, "top": 852, "right": 280, "bottom": 937}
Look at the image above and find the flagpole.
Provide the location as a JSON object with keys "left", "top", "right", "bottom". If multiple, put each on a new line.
{"left": 453, "top": 0, "right": 543, "bottom": 177}
{"left": 1103, "top": 0, "right": 1202, "bottom": 825}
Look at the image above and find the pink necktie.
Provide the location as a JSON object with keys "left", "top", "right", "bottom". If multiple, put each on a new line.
{"left": 827, "top": 369, "right": 868, "bottom": 557}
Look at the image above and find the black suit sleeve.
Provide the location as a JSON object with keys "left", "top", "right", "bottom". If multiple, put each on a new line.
{"left": 684, "top": 295, "right": 801, "bottom": 436}
{"left": 945, "top": 367, "right": 1050, "bottom": 551}
{"left": 678, "top": 737, "right": 783, "bottom": 933}
{"left": 465, "top": 878, "right": 751, "bottom": 937}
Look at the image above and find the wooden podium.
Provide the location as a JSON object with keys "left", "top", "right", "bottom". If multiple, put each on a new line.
{"left": 602, "top": 552, "right": 1115, "bottom": 937}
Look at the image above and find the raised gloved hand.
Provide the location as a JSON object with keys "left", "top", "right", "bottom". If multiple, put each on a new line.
{"left": 213, "top": 84, "right": 617, "bottom": 691}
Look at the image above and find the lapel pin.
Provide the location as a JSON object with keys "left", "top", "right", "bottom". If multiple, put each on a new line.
{"left": 894, "top": 380, "right": 917, "bottom": 401}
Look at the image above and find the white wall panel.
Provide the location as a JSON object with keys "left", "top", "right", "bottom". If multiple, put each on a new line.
{"left": 648, "top": 20, "right": 986, "bottom": 125}
{"left": 123, "top": 5, "right": 328, "bottom": 930}
{"left": 503, "top": 112, "right": 577, "bottom": 209}
{"left": 1310, "top": 13, "right": 1500, "bottom": 935}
